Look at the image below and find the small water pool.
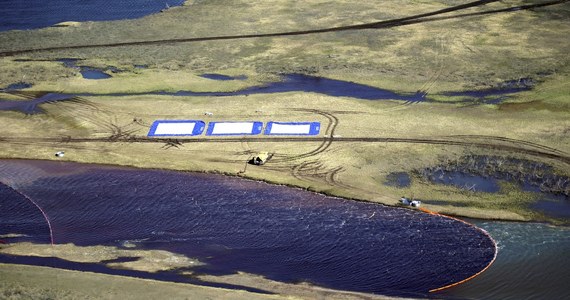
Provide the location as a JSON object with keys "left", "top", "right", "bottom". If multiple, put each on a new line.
{"left": 428, "top": 170, "right": 501, "bottom": 193}
{"left": 200, "top": 73, "right": 247, "bottom": 81}
{"left": 80, "top": 67, "right": 112, "bottom": 79}
{"left": 384, "top": 172, "right": 411, "bottom": 188}
{"left": 2, "top": 82, "right": 32, "bottom": 91}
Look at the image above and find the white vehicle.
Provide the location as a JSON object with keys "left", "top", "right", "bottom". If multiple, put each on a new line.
{"left": 399, "top": 197, "right": 421, "bottom": 208}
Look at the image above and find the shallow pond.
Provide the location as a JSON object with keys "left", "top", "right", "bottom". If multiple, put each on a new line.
{"left": 428, "top": 170, "right": 501, "bottom": 193}
{"left": 58, "top": 58, "right": 113, "bottom": 80}
{"left": 1, "top": 82, "right": 32, "bottom": 91}
{"left": 0, "top": 159, "right": 495, "bottom": 298}
{"left": 80, "top": 67, "right": 112, "bottom": 80}
{"left": 416, "top": 155, "right": 570, "bottom": 221}
{"left": 0, "top": 93, "right": 76, "bottom": 114}
{"left": 383, "top": 172, "right": 411, "bottom": 188}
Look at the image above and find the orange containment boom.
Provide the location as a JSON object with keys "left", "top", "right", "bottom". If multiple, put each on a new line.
{"left": 418, "top": 207, "right": 498, "bottom": 293}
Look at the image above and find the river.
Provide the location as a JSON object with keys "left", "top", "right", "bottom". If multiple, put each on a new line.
{"left": 0, "top": 159, "right": 498, "bottom": 299}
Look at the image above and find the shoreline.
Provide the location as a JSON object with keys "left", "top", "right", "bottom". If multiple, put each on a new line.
{"left": 0, "top": 156, "right": 540, "bottom": 223}
{"left": 0, "top": 262, "right": 408, "bottom": 299}
{"left": 0, "top": 158, "right": 498, "bottom": 298}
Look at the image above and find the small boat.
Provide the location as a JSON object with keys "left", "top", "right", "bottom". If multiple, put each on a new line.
{"left": 399, "top": 197, "right": 421, "bottom": 208}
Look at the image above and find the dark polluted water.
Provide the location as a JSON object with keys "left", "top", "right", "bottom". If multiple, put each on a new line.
{"left": 80, "top": 68, "right": 112, "bottom": 80}
{"left": 0, "top": 74, "right": 533, "bottom": 114}
{"left": 1, "top": 82, "right": 33, "bottom": 91}
{"left": 0, "top": 159, "right": 495, "bottom": 298}
{"left": 0, "top": 0, "right": 186, "bottom": 32}
{"left": 0, "top": 93, "right": 76, "bottom": 114}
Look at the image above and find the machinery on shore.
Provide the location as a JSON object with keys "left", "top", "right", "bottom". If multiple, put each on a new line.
{"left": 399, "top": 196, "right": 421, "bottom": 208}
{"left": 249, "top": 151, "right": 270, "bottom": 165}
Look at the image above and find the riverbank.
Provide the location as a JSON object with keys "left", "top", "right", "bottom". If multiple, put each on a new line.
{"left": 1, "top": 87, "right": 568, "bottom": 224}
{"left": 0, "top": 263, "right": 408, "bottom": 300}
{"left": 0, "top": 263, "right": 285, "bottom": 300}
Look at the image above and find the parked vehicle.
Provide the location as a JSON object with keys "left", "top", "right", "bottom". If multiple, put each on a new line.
{"left": 399, "top": 196, "right": 421, "bottom": 208}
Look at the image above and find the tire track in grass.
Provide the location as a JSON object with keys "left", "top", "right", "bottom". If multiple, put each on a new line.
{"left": 445, "top": 135, "right": 569, "bottom": 156}
{"left": 270, "top": 109, "right": 338, "bottom": 163}
{"left": 8, "top": 0, "right": 570, "bottom": 56}
{"left": 2, "top": 135, "right": 569, "bottom": 165}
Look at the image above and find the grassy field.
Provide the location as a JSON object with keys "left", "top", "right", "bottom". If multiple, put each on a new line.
{"left": 1, "top": 0, "right": 569, "bottom": 91}
{"left": 0, "top": 262, "right": 406, "bottom": 300}
{"left": 0, "top": 263, "right": 290, "bottom": 300}
{"left": 1, "top": 90, "right": 568, "bottom": 222}
{"left": 0, "top": 243, "right": 203, "bottom": 273}
{"left": 1, "top": 0, "right": 569, "bottom": 298}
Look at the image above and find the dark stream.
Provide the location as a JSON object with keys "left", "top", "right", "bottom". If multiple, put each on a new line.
{"left": 0, "top": 93, "right": 76, "bottom": 114}
{"left": 1, "top": 72, "right": 533, "bottom": 115}
{"left": 78, "top": 73, "right": 531, "bottom": 102}
{"left": 0, "top": 159, "right": 496, "bottom": 298}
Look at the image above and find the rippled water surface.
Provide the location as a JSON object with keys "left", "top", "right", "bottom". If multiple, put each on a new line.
{"left": 0, "top": 159, "right": 496, "bottom": 298}
{"left": 440, "top": 220, "right": 570, "bottom": 300}
{"left": 0, "top": 0, "right": 185, "bottom": 31}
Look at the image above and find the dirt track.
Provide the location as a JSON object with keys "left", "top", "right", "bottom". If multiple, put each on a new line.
{"left": 1, "top": 0, "right": 567, "bottom": 57}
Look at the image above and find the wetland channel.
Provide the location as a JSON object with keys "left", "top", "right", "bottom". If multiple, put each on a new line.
{"left": 1, "top": 72, "right": 534, "bottom": 115}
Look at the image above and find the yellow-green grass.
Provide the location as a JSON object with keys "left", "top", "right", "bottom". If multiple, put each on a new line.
{"left": 0, "top": 261, "right": 407, "bottom": 300}
{"left": 0, "top": 243, "right": 202, "bottom": 273}
{"left": 1, "top": 90, "right": 568, "bottom": 223}
{"left": 2, "top": 1, "right": 569, "bottom": 297}
{"left": 0, "top": 0, "right": 568, "bottom": 221}
{"left": 1, "top": 0, "right": 569, "bottom": 93}
{"left": 31, "top": 68, "right": 266, "bottom": 94}
{"left": 499, "top": 73, "right": 570, "bottom": 112}
{"left": 0, "top": 263, "right": 292, "bottom": 300}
